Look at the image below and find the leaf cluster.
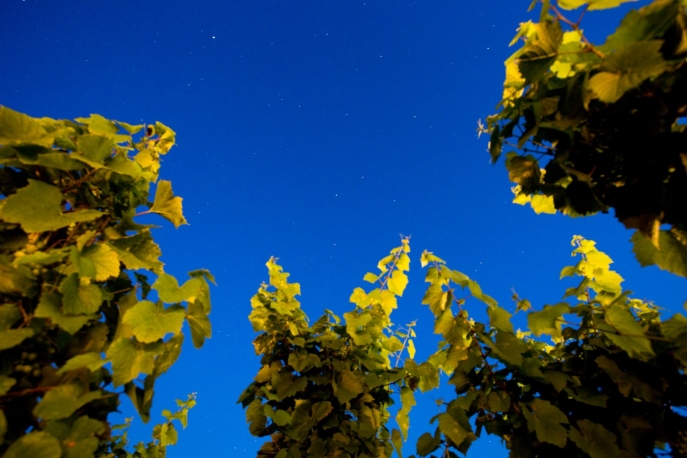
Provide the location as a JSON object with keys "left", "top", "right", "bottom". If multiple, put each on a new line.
{"left": 0, "top": 107, "right": 212, "bottom": 457}
{"left": 485, "top": 0, "right": 687, "bottom": 277}
{"left": 242, "top": 236, "right": 687, "bottom": 457}
{"left": 238, "top": 238, "right": 425, "bottom": 458}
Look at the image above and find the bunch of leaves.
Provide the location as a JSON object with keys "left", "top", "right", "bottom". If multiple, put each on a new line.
{"left": 415, "top": 235, "right": 687, "bottom": 458}
{"left": 0, "top": 106, "right": 213, "bottom": 457}
{"left": 483, "top": 0, "right": 687, "bottom": 277}
{"left": 243, "top": 236, "right": 687, "bottom": 457}
{"left": 238, "top": 238, "right": 431, "bottom": 458}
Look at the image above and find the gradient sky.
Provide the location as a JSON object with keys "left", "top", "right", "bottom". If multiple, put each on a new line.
{"left": 2, "top": 1, "right": 682, "bottom": 456}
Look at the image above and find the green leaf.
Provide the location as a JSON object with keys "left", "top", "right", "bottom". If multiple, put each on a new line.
{"left": 481, "top": 331, "right": 528, "bottom": 366}
{"left": 116, "top": 120, "right": 144, "bottom": 134}
{"left": 33, "top": 383, "right": 102, "bottom": 420}
{"left": 521, "top": 399, "right": 568, "bottom": 447}
{"left": 569, "top": 419, "right": 621, "bottom": 458}
{"left": 0, "top": 106, "right": 53, "bottom": 146}
{"left": 558, "top": 0, "right": 636, "bottom": 10}
{"left": 153, "top": 273, "right": 202, "bottom": 303}
{"left": 35, "top": 291, "right": 95, "bottom": 335}
{"left": 516, "top": 20, "right": 563, "bottom": 84}
{"left": 311, "top": 401, "right": 333, "bottom": 422}
{"left": 530, "top": 194, "right": 556, "bottom": 214}
{"left": 159, "top": 423, "right": 178, "bottom": 447}
{"left": 407, "top": 338, "right": 416, "bottom": 359}
{"left": 397, "top": 386, "right": 416, "bottom": 440}
{"left": 438, "top": 412, "right": 467, "bottom": 447}
{"left": 123, "top": 300, "right": 185, "bottom": 343}
{"left": 246, "top": 400, "right": 267, "bottom": 436}
{"left": 76, "top": 113, "right": 119, "bottom": 137}
{"left": 0, "top": 327, "right": 33, "bottom": 351}
{"left": 0, "top": 376, "right": 16, "bottom": 395}
{"left": 434, "top": 308, "right": 455, "bottom": 337}
{"left": 2, "top": 431, "right": 62, "bottom": 458}
{"left": 272, "top": 372, "right": 308, "bottom": 400}
{"left": 59, "top": 274, "right": 103, "bottom": 315}
{"left": 488, "top": 391, "right": 511, "bottom": 412}
{"left": 0, "top": 304, "right": 21, "bottom": 330}
{"left": 632, "top": 230, "right": 687, "bottom": 278}
{"left": 487, "top": 306, "right": 514, "bottom": 333}
{"left": 154, "top": 333, "right": 184, "bottom": 376}
{"left": 78, "top": 134, "right": 114, "bottom": 163}
{"left": 13, "top": 249, "right": 69, "bottom": 267}
{"left": 388, "top": 270, "right": 409, "bottom": 296}
{"left": 0, "top": 410, "right": 5, "bottom": 443}
{"left": 186, "top": 299, "right": 212, "bottom": 348}
{"left": 107, "top": 337, "right": 161, "bottom": 386}
{"left": 125, "top": 375, "right": 155, "bottom": 423}
{"left": 589, "top": 41, "right": 666, "bottom": 103}
{"left": 149, "top": 180, "right": 188, "bottom": 228}
{"left": 334, "top": 370, "right": 365, "bottom": 404}
{"left": 599, "top": 305, "right": 654, "bottom": 359}
{"left": 416, "top": 431, "right": 441, "bottom": 456}
{"left": 662, "top": 313, "right": 687, "bottom": 339}
{"left": 82, "top": 243, "right": 120, "bottom": 281}
{"left": 391, "top": 428, "right": 403, "bottom": 458}
{"left": 422, "top": 284, "right": 449, "bottom": 316}
{"left": 57, "top": 352, "right": 107, "bottom": 374}
{"left": 0, "top": 180, "right": 102, "bottom": 233}
{"left": 528, "top": 303, "right": 569, "bottom": 339}
{"left": 363, "top": 272, "right": 379, "bottom": 283}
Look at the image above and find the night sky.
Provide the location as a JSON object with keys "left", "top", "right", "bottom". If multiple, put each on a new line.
{"left": 2, "top": 1, "right": 683, "bottom": 456}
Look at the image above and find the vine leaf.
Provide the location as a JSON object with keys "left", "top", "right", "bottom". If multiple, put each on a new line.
{"left": 397, "top": 386, "right": 416, "bottom": 440}
{"left": 123, "top": 301, "right": 185, "bottom": 343}
{"left": 59, "top": 274, "right": 103, "bottom": 315}
{"left": 334, "top": 370, "right": 364, "bottom": 404}
{"left": 149, "top": 180, "right": 188, "bottom": 228}
{"left": 599, "top": 305, "right": 654, "bottom": 360}
{"left": 82, "top": 244, "right": 120, "bottom": 281}
{"left": 632, "top": 230, "right": 687, "bottom": 278}
{"left": 522, "top": 399, "right": 569, "bottom": 447}
{"left": 437, "top": 411, "right": 468, "bottom": 448}
{"left": 569, "top": 419, "right": 622, "bottom": 458}
{"left": 1, "top": 431, "right": 61, "bottom": 458}
{"left": 528, "top": 303, "right": 569, "bottom": 339}
{"left": 57, "top": 352, "right": 107, "bottom": 374}
{"left": 153, "top": 273, "right": 202, "bottom": 304}
{"left": 107, "top": 337, "right": 161, "bottom": 386}
{"left": 0, "top": 180, "right": 102, "bottom": 233}
{"left": 32, "top": 384, "right": 102, "bottom": 420}
{"left": 558, "top": 0, "right": 636, "bottom": 11}
{"left": 416, "top": 431, "right": 441, "bottom": 456}
{"left": 34, "top": 292, "right": 95, "bottom": 335}
{"left": 186, "top": 300, "right": 212, "bottom": 348}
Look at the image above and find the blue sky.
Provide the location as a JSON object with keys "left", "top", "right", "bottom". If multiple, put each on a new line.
{"left": 2, "top": 1, "right": 683, "bottom": 456}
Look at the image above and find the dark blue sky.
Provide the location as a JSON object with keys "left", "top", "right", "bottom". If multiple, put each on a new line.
{"left": 2, "top": 1, "right": 681, "bottom": 456}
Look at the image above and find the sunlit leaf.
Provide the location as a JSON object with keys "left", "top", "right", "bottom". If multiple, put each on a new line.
{"left": 0, "top": 180, "right": 102, "bottom": 233}
{"left": 149, "top": 180, "right": 188, "bottom": 228}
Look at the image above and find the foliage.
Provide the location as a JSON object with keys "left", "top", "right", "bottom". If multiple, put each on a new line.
{"left": 238, "top": 238, "right": 420, "bottom": 458}
{"left": 242, "top": 236, "right": 687, "bottom": 457}
{"left": 0, "top": 106, "right": 212, "bottom": 457}
{"left": 483, "top": 0, "right": 687, "bottom": 277}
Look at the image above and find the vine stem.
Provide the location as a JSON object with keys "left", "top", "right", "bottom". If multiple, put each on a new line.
{"left": 550, "top": 4, "right": 605, "bottom": 58}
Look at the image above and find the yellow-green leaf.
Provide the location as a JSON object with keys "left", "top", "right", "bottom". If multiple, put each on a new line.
{"left": 123, "top": 300, "right": 185, "bottom": 343}
{"left": 149, "top": 180, "right": 188, "bottom": 228}
{"left": 0, "top": 180, "right": 102, "bottom": 233}
{"left": 33, "top": 383, "right": 102, "bottom": 420}
{"left": 522, "top": 399, "right": 568, "bottom": 447}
